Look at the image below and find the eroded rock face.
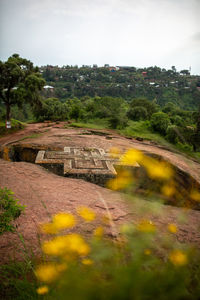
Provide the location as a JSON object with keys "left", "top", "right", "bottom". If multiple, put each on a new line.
{"left": 1, "top": 142, "right": 200, "bottom": 210}
{"left": 0, "top": 158, "right": 200, "bottom": 264}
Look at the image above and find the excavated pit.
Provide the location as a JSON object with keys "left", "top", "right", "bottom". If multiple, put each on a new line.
{"left": 1, "top": 143, "right": 200, "bottom": 211}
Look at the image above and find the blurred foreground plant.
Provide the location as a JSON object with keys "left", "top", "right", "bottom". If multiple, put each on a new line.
{"left": 0, "top": 187, "right": 25, "bottom": 234}
{"left": 35, "top": 149, "right": 200, "bottom": 299}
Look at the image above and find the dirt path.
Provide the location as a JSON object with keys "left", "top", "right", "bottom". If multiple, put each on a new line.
{"left": 0, "top": 123, "right": 200, "bottom": 264}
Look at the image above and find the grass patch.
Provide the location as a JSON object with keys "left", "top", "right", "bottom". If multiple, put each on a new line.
{"left": 0, "top": 261, "right": 38, "bottom": 300}
{"left": 18, "top": 132, "right": 46, "bottom": 142}
{"left": 66, "top": 118, "right": 109, "bottom": 130}
{"left": 119, "top": 121, "right": 172, "bottom": 146}
{"left": 0, "top": 119, "right": 25, "bottom": 137}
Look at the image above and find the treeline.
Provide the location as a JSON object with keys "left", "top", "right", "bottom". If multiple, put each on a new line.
{"left": 41, "top": 65, "right": 200, "bottom": 110}
{"left": 32, "top": 96, "right": 200, "bottom": 151}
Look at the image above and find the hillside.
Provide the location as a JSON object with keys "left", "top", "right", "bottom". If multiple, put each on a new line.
{"left": 41, "top": 65, "right": 200, "bottom": 110}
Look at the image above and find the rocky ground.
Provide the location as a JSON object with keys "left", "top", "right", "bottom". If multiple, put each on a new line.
{"left": 0, "top": 122, "right": 200, "bottom": 264}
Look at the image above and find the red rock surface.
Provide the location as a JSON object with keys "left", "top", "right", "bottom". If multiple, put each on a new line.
{"left": 0, "top": 123, "right": 200, "bottom": 264}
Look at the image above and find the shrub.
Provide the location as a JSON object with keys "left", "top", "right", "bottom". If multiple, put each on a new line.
{"left": 166, "top": 125, "right": 180, "bottom": 143}
{"left": 108, "top": 114, "right": 128, "bottom": 129}
{"left": 127, "top": 106, "right": 148, "bottom": 121}
{"left": 171, "top": 115, "right": 184, "bottom": 126}
{"left": 34, "top": 98, "right": 69, "bottom": 121}
{"left": 0, "top": 187, "right": 25, "bottom": 235}
{"left": 150, "top": 112, "right": 171, "bottom": 135}
{"left": 129, "top": 98, "right": 159, "bottom": 119}
{"left": 35, "top": 150, "right": 200, "bottom": 299}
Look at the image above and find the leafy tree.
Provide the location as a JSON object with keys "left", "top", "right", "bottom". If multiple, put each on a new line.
{"left": 150, "top": 112, "right": 171, "bottom": 135}
{"left": 127, "top": 106, "right": 148, "bottom": 121}
{"left": 129, "top": 98, "right": 158, "bottom": 119}
{"left": 34, "top": 98, "right": 69, "bottom": 121}
{"left": 0, "top": 54, "right": 45, "bottom": 123}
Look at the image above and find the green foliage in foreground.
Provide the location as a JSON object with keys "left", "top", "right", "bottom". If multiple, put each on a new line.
{"left": 0, "top": 261, "right": 38, "bottom": 300}
{"left": 0, "top": 187, "right": 25, "bottom": 235}
{"left": 0, "top": 119, "right": 25, "bottom": 136}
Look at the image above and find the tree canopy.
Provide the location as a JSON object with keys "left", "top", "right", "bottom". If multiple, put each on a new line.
{"left": 0, "top": 54, "right": 45, "bottom": 123}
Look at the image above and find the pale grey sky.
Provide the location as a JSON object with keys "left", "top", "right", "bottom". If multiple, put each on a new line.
{"left": 0, "top": 0, "right": 200, "bottom": 74}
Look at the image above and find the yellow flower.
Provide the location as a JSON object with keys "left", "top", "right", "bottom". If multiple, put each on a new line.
{"left": 66, "top": 233, "right": 90, "bottom": 256}
{"left": 161, "top": 184, "right": 176, "bottom": 197}
{"left": 40, "top": 213, "right": 76, "bottom": 234}
{"left": 37, "top": 285, "right": 49, "bottom": 295}
{"left": 77, "top": 207, "right": 96, "bottom": 222}
{"left": 137, "top": 219, "right": 156, "bottom": 233}
{"left": 94, "top": 226, "right": 104, "bottom": 238}
{"left": 35, "top": 263, "right": 60, "bottom": 283}
{"left": 120, "top": 149, "right": 143, "bottom": 165}
{"left": 144, "top": 249, "right": 151, "bottom": 255}
{"left": 53, "top": 212, "right": 76, "bottom": 230}
{"left": 109, "top": 147, "right": 121, "bottom": 158}
{"left": 82, "top": 258, "right": 93, "bottom": 265}
{"left": 42, "top": 233, "right": 90, "bottom": 257}
{"left": 107, "top": 170, "right": 133, "bottom": 190}
{"left": 41, "top": 223, "right": 58, "bottom": 235}
{"left": 169, "top": 249, "right": 188, "bottom": 266}
{"left": 143, "top": 158, "right": 173, "bottom": 180}
{"left": 168, "top": 223, "right": 177, "bottom": 234}
{"left": 190, "top": 190, "right": 200, "bottom": 202}
{"left": 42, "top": 236, "right": 69, "bottom": 256}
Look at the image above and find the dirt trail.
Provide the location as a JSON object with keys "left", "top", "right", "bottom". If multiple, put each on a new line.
{"left": 0, "top": 123, "right": 200, "bottom": 264}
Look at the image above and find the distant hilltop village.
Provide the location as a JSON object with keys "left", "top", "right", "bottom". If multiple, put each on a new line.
{"left": 40, "top": 64, "right": 200, "bottom": 110}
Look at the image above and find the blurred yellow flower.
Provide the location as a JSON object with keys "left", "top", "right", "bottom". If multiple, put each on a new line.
{"left": 42, "top": 236, "right": 69, "bottom": 256}
{"left": 137, "top": 219, "right": 156, "bottom": 233}
{"left": 144, "top": 249, "right": 151, "bottom": 255}
{"left": 143, "top": 159, "right": 173, "bottom": 180}
{"left": 169, "top": 249, "right": 188, "bottom": 266}
{"left": 66, "top": 233, "right": 90, "bottom": 256}
{"left": 77, "top": 207, "right": 96, "bottom": 222}
{"left": 109, "top": 147, "right": 121, "bottom": 158}
{"left": 107, "top": 170, "right": 132, "bottom": 190}
{"left": 82, "top": 258, "right": 93, "bottom": 265}
{"left": 35, "top": 263, "right": 60, "bottom": 283}
{"left": 120, "top": 149, "right": 143, "bottom": 165}
{"left": 37, "top": 285, "right": 49, "bottom": 295}
{"left": 168, "top": 223, "right": 177, "bottom": 234}
{"left": 41, "top": 213, "right": 76, "bottom": 234}
{"left": 53, "top": 212, "right": 76, "bottom": 230}
{"left": 161, "top": 184, "right": 176, "bottom": 197}
{"left": 42, "top": 234, "right": 90, "bottom": 257}
{"left": 94, "top": 226, "right": 104, "bottom": 238}
{"left": 190, "top": 190, "right": 200, "bottom": 202}
{"left": 41, "top": 223, "right": 58, "bottom": 235}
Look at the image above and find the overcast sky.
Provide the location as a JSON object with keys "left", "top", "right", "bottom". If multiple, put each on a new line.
{"left": 0, "top": 0, "right": 200, "bottom": 74}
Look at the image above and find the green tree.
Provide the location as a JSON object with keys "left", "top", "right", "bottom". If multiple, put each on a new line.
{"left": 150, "top": 112, "right": 171, "bottom": 135}
{"left": 0, "top": 54, "right": 45, "bottom": 124}
{"left": 129, "top": 98, "right": 158, "bottom": 119}
{"left": 34, "top": 98, "right": 69, "bottom": 121}
{"left": 127, "top": 106, "right": 148, "bottom": 121}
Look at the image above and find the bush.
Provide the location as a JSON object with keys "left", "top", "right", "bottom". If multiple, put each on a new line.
{"left": 34, "top": 150, "right": 200, "bottom": 299}
{"left": 150, "top": 112, "right": 171, "bottom": 135}
{"left": 166, "top": 125, "right": 180, "bottom": 143}
{"left": 0, "top": 187, "right": 25, "bottom": 235}
{"left": 127, "top": 106, "right": 148, "bottom": 121}
{"left": 34, "top": 98, "right": 69, "bottom": 121}
{"left": 171, "top": 115, "right": 184, "bottom": 126}
{"left": 129, "top": 98, "right": 159, "bottom": 119}
{"left": 109, "top": 114, "right": 128, "bottom": 129}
